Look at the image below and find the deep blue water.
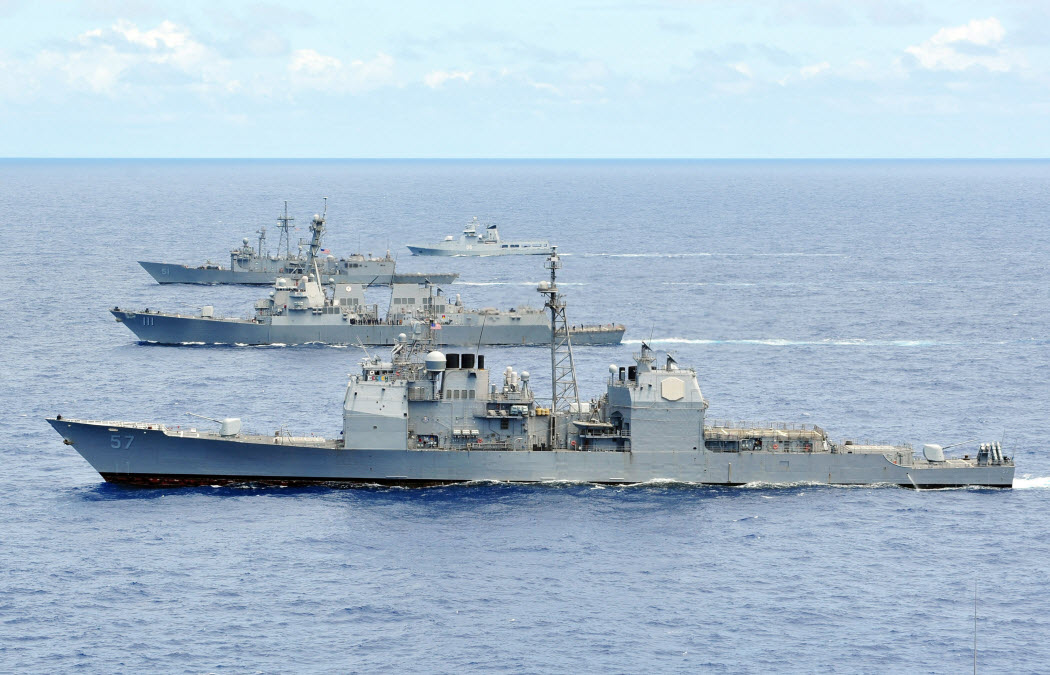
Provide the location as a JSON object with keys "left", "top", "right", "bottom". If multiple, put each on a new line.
{"left": 2, "top": 159, "right": 1049, "bottom": 673}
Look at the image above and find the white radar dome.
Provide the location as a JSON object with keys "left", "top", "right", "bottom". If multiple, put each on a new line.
{"left": 521, "top": 371, "right": 530, "bottom": 382}
{"left": 609, "top": 364, "right": 618, "bottom": 374}
{"left": 425, "top": 351, "right": 446, "bottom": 371}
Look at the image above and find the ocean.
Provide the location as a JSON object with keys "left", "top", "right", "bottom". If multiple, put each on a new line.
{"left": 2, "top": 159, "right": 1048, "bottom": 673}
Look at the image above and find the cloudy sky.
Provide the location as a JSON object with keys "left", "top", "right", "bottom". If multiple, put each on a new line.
{"left": 2, "top": 0, "right": 1048, "bottom": 157}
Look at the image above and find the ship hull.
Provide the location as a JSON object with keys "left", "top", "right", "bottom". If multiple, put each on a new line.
{"left": 112, "top": 310, "right": 624, "bottom": 346}
{"left": 49, "top": 419, "right": 1015, "bottom": 489}
{"left": 139, "top": 261, "right": 457, "bottom": 286}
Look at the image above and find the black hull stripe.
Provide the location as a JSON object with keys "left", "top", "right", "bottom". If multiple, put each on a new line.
{"left": 98, "top": 473, "right": 1012, "bottom": 489}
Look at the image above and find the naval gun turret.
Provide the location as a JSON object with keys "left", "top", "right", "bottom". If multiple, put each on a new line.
{"left": 186, "top": 412, "right": 242, "bottom": 437}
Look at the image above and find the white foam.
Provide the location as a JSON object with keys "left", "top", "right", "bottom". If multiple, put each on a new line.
{"left": 575, "top": 253, "right": 712, "bottom": 258}
{"left": 1013, "top": 475, "right": 1050, "bottom": 490}
{"left": 456, "top": 281, "right": 585, "bottom": 286}
{"left": 623, "top": 338, "right": 947, "bottom": 347}
{"left": 574, "top": 252, "right": 845, "bottom": 259}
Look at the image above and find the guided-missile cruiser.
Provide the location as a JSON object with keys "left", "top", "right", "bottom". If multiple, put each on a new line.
{"left": 49, "top": 250, "right": 1013, "bottom": 488}
{"left": 139, "top": 201, "right": 458, "bottom": 286}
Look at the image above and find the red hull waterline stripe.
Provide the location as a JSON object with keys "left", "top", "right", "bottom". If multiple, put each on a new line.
{"left": 98, "top": 473, "right": 1011, "bottom": 489}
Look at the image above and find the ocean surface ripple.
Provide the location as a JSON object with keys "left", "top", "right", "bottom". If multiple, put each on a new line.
{"left": 2, "top": 159, "right": 1048, "bottom": 673}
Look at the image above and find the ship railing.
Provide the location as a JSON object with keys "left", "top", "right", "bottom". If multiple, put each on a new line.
{"left": 72, "top": 419, "right": 167, "bottom": 431}
{"left": 706, "top": 420, "right": 825, "bottom": 434}
{"left": 570, "top": 323, "right": 626, "bottom": 332}
{"left": 575, "top": 428, "right": 630, "bottom": 438}
{"left": 464, "top": 440, "right": 514, "bottom": 451}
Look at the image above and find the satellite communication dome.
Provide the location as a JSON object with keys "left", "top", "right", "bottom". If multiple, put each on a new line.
{"left": 609, "top": 364, "right": 618, "bottom": 374}
{"left": 425, "top": 351, "right": 446, "bottom": 371}
{"left": 521, "top": 371, "right": 530, "bottom": 382}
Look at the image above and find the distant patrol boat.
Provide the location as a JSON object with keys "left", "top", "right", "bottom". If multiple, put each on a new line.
{"left": 140, "top": 200, "right": 457, "bottom": 286}
{"left": 406, "top": 217, "right": 552, "bottom": 256}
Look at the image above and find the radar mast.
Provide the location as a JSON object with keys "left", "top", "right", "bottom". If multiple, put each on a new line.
{"left": 538, "top": 246, "right": 580, "bottom": 448}
{"left": 276, "top": 200, "right": 295, "bottom": 259}
{"left": 305, "top": 197, "right": 328, "bottom": 265}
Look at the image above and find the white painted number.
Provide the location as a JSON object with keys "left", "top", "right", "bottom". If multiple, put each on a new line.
{"left": 110, "top": 434, "right": 134, "bottom": 449}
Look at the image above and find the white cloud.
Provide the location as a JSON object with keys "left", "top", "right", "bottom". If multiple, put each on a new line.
{"left": 905, "top": 18, "right": 1023, "bottom": 72}
{"left": 36, "top": 19, "right": 229, "bottom": 95}
{"left": 287, "top": 50, "right": 396, "bottom": 93}
{"left": 777, "top": 60, "right": 831, "bottom": 86}
{"left": 800, "top": 61, "right": 830, "bottom": 78}
{"left": 423, "top": 70, "right": 473, "bottom": 89}
{"left": 289, "top": 49, "right": 342, "bottom": 76}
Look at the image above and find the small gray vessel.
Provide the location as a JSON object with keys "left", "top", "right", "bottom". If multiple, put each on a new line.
{"left": 50, "top": 250, "right": 1013, "bottom": 488}
{"left": 140, "top": 201, "right": 458, "bottom": 286}
{"left": 406, "top": 217, "right": 552, "bottom": 256}
{"left": 112, "top": 251, "right": 624, "bottom": 346}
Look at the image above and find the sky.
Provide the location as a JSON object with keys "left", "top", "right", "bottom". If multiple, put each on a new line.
{"left": 1, "top": 0, "right": 1049, "bottom": 157}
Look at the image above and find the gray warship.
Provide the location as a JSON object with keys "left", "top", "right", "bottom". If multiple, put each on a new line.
{"left": 49, "top": 250, "right": 1013, "bottom": 488}
{"left": 140, "top": 201, "right": 458, "bottom": 286}
{"left": 406, "top": 217, "right": 552, "bottom": 256}
{"left": 112, "top": 254, "right": 624, "bottom": 346}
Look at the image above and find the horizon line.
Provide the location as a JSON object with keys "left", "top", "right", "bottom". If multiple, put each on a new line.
{"left": 2, "top": 156, "right": 1049, "bottom": 161}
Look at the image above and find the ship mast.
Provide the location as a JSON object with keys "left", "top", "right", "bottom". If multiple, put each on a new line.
{"left": 256, "top": 226, "right": 267, "bottom": 257}
{"left": 538, "top": 246, "right": 580, "bottom": 448}
{"left": 276, "top": 200, "right": 295, "bottom": 258}
{"left": 305, "top": 197, "right": 328, "bottom": 265}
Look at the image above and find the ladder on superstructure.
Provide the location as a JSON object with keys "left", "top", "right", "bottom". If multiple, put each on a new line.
{"left": 539, "top": 246, "right": 580, "bottom": 448}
